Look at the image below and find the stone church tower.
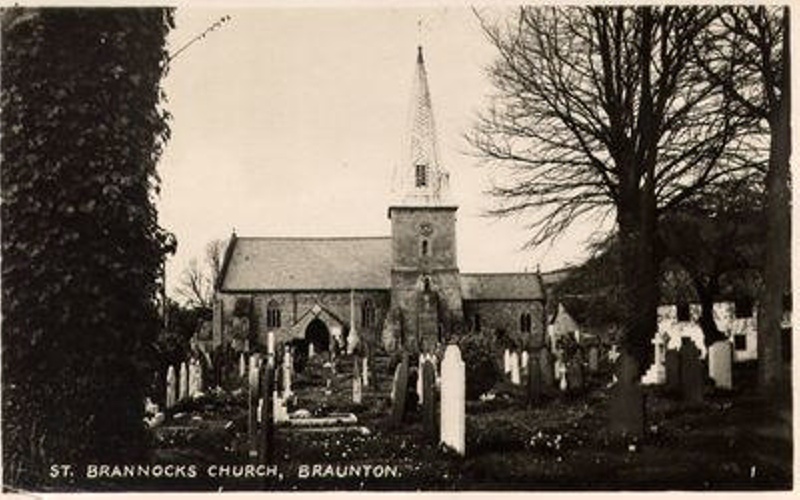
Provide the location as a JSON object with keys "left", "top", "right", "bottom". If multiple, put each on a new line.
{"left": 384, "top": 47, "right": 463, "bottom": 353}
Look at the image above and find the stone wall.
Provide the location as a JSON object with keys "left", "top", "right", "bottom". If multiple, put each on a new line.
{"left": 463, "top": 300, "right": 545, "bottom": 348}
{"left": 216, "top": 290, "right": 390, "bottom": 352}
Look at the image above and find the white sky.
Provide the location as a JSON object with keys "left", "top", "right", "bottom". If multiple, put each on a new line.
{"left": 158, "top": 6, "right": 608, "bottom": 298}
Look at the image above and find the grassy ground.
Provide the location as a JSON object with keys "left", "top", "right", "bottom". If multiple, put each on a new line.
{"left": 90, "top": 353, "right": 792, "bottom": 491}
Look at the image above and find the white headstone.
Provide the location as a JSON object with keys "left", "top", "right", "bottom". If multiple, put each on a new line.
{"left": 555, "top": 358, "right": 567, "bottom": 391}
{"left": 503, "top": 349, "right": 511, "bottom": 374}
{"left": 309, "top": 343, "right": 315, "bottom": 359}
{"left": 282, "top": 348, "right": 293, "bottom": 398}
{"left": 510, "top": 351, "right": 521, "bottom": 385}
{"left": 165, "top": 365, "right": 176, "bottom": 408}
{"left": 274, "top": 394, "right": 289, "bottom": 424}
{"left": 440, "top": 344, "right": 465, "bottom": 456}
{"left": 267, "top": 331, "right": 276, "bottom": 357}
{"left": 417, "top": 355, "right": 425, "bottom": 403}
{"left": 248, "top": 354, "right": 261, "bottom": 390}
{"left": 708, "top": 340, "right": 733, "bottom": 390}
{"left": 179, "top": 362, "right": 188, "bottom": 401}
{"left": 239, "top": 352, "right": 246, "bottom": 379}
{"left": 362, "top": 356, "right": 370, "bottom": 387}
{"left": 641, "top": 330, "right": 669, "bottom": 385}
{"left": 522, "top": 351, "right": 529, "bottom": 369}
{"left": 188, "top": 359, "right": 199, "bottom": 397}
{"left": 353, "top": 370, "right": 363, "bottom": 404}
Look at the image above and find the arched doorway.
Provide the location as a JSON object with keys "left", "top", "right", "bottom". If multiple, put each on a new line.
{"left": 305, "top": 318, "right": 330, "bottom": 353}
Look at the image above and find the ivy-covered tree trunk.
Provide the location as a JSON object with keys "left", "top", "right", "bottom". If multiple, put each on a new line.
{"left": 2, "top": 8, "right": 173, "bottom": 489}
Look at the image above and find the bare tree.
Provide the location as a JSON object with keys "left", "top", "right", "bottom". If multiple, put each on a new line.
{"left": 694, "top": 6, "right": 790, "bottom": 389}
{"left": 176, "top": 238, "right": 226, "bottom": 309}
{"left": 470, "top": 6, "right": 753, "bottom": 368}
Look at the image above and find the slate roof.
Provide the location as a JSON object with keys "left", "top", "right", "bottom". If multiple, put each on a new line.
{"left": 460, "top": 273, "right": 545, "bottom": 301}
{"left": 219, "top": 236, "right": 392, "bottom": 291}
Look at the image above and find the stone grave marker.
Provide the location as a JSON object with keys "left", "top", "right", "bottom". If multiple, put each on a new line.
{"left": 390, "top": 355, "right": 409, "bottom": 426}
{"left": 282, "top": 347, "right": 293, "bottom": 398}
{"left": 422, "top": 358, "right": 437, "bottom": 439}
{"left": 353, "top": 357, "right": 363, "bottom": 404}
{"left": 609, "top": 351, "right": 644, "bottom": 437}
{"left": 665, "top": 348, "right": 681, "bottom": 394}
{"left": 259, "top": 360, "right": 275, "bottom": 462}
{"left": 309, "top": 343, "right": 315, "bottom": 359}
{"left": 527, "top": 350, "right": 542, "bottom": 404}
{"left": 566, "top": 359, "right": 583, "bottom": 393}
{"left": 239, "top": 352, "right": 246, "bottom": 379}
{"left": 247, "top": 354, "right": 261, "bottom": 458}
{"left": 510, "top": 351, "right": 521, "bottom": 385}
{"left": 503, "top": 349, "right": 511, "bottom": 375}
{"left": 539, "top": 348, "right": 555, "bottom": 393}
{"left": 708, "top": 340, "right": 733, "bottom": 390}
{"left": 641, "top": 331, "right": 668, "bottom": 385}
{"left": 680, "top": 338, "right": 703, "bottom": 404}
{"left": 555, "top": 357, "right": 567, "bottom": 392}
{"left": 165, "top": 365, "right": 176, "bottom": 409}
{"left": 587, "top": 345, "right": 599, "bottom": 373}
{"left": 440, "top": 344, "right": 465, "bottom": 456}
{"left": 521, "top": 351, "right": 529, "bottom": 378}
{"left": 179, "top": 362, "right": 188, "bottom": 401}
{"left": 362, "top": 356, "right": 370, "bottom": 388}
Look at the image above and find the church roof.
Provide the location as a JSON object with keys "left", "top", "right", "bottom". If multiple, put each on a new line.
{"left": 219, "top": 236, "right": 392, "bottom": 291}
{"left": 460, "top": 273, "right": 545, "bottom": 301}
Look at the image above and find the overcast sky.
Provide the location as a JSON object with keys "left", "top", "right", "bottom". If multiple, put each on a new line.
{"left": 158, "top": 6, "right": 609, "bottom": 299}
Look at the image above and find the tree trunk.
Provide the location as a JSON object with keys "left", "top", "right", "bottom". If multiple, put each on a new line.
{"left": 694, "top": 276, "right": 726, "bottom": 346}
{"left": 617, "top": 186, "right": 659, "bottom": 374}
{"left": 757, "top": 9, "right": 791, "bottom": 391}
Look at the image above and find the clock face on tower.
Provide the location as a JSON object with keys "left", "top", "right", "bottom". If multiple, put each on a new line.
{"left": 419, "top": 223, "right": 433, "bottom": 236}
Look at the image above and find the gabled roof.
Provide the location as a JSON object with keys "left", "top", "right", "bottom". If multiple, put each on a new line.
{"left": 219, "top": 236, "right": 392, "bottom": 291}
{"left": 460, "top": 273, "right": 545, "bottom": 301}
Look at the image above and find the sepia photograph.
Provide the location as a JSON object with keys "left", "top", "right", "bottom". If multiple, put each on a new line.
{"left": 1, "top": 1, "right": 794, "bottom": 493}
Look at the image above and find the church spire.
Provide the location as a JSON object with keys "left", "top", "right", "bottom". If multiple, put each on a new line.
{"left": 392, "top": 45, "right": 452, "bottom": 206}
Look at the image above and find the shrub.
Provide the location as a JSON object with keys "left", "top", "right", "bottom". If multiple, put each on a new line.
{"left": 458, "top": 332, "right": 501, "bottom": 400}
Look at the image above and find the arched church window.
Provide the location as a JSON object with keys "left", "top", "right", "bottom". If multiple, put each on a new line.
{"left": 361, "top": 299, "right": 375, "bottom": 328}
{"left": 520, "top": 312, "right": 532, "bottom": 333}
{"left": 415, "top": 164, "right": 427, "bottom": 187}
{"left": 266, "top": 300, "right": 281, "bottom": 328}
{"left": 421, "top": 238, "right": 429, "bottom": 257}
{"left": 423, "top": 276, "right": 431, "bottom": 292}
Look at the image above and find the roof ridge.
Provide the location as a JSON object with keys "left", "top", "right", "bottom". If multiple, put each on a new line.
{"left": 461, "top": 272, "right": 540, "bottom": 276}
{"left": 237, "top": 235, "right": 391, "bottom": 241}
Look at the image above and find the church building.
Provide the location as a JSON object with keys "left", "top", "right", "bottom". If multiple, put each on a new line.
{"left": 212, "top": 47, "right": 546, "bottom": 355}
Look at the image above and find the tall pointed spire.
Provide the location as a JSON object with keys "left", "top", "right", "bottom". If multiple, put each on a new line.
{"left": 392, "top": 45, "right": 452, "bottom": 206}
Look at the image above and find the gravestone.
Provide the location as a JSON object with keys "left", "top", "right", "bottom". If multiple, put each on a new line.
{"left": 539, "top": 348, "right": 555, "bottom": 393}
{"left": 416, "top": 355, "right": 425, "bottom": 404}
{"left": 165, "top": 365, "right": 176, "bottom": 409}
{"left": 179, "top": 362, "right": 188, "bottom": 401}
{"left": 587, "top": 345, "right": 599, "bottom": 373}
{"left": 566, "top": 359, "right": 583, "bottom": 393}
{"left": 708, "top": 341, "right": 733, "bottom": 390}
{"left": 390, "top": 355, "right": 409, "bottom": 427}
{"left": 309, "top": 343, "right": 315, "bottom": 359}
{"left": 422, "top": 359, "right": 437, "bottom": 439}
{"left": 282, "top": 347, "right": 293, "bottom": 398}
{"left": 247, "top": 355, "right": 261, "bottom": 458}
{"left": 239, "top": 352, "right": 246, "bottom": 379}
{"left": 680, "top": 338, "right": 703, "bottom": 404}
{"left": 510, "top": 351, "right": 521, "bottom": 385}
{"left": 609, "top": 351, "right": 644, "bottom": 437}
{"left": 521, "top": 351, "right": 529, "bottom": 379}
{"left": 527, "top": 350, "right": 542, "bottom": 404}
{"left": 665, "top": 348, "right": 681, "bottom": 394}
{"left": 555, "top": 358, "right": 567, "bottom": 392}
{"left": 641, "top": 331, "right": 668, "bottom": 385}
{"left": 440, "top": 344, "right": 465, "bottom": 456}
{"left": 503, "top": 349, "right": 511, "bottom": 375}
{"left": 362, "top": 356, "right": 370, "bottom": 388}
{"left": 259, "top": 360, "right": 275, "bottom": 462}
{"left": 353, "top": 357, "right": 363, "bottom": 404}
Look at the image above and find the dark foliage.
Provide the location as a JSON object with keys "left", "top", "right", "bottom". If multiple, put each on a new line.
{"left": 458, "top": 332, "right": 501, "bottom": 400}
{"left": 1, "top": 8, "right": 174, "bottom": 489}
